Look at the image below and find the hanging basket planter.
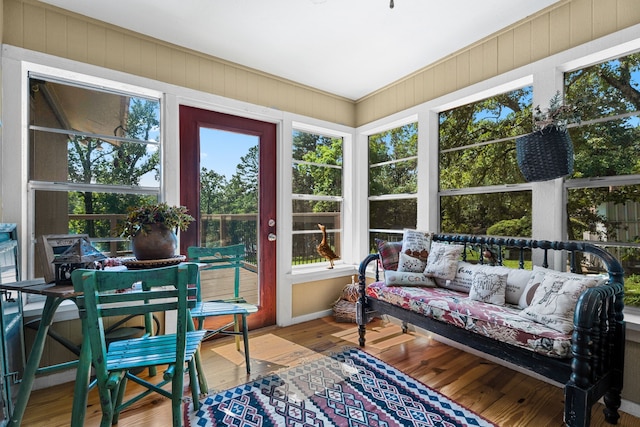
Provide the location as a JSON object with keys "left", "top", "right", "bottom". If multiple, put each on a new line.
{"left": 516, "top": 127, "right": 574, "bottom": 182}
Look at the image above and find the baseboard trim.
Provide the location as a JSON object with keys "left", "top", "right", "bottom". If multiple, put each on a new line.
{"left": 621, "top": 399, "right": 640, "bottom": 419}
{"left": 32, "top": 368, "right": 77, "bottom": 390}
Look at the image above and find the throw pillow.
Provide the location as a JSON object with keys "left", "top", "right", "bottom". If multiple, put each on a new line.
{"left": 519, "top": 271, "right": 600, "bottom": 334}
{"left": 504, "top": 268, "right": 533, "bottom": 306}
{"left": 435, "top": 261, "right": 482, "bottom": 293}
{"left": 424, "top": 241, "right": 465, "bottom": 280}
{"left": 397, "top": 251, "right": 427, "bottom": 273}
{"left": 384, "top": 271, "right": 436, "bottom": 287}
{"left": 400, "top": 229, "right": 432, "bottom": 261}
{"left": 517, "top": 266, "right": 606, "bottom": 309}
{"left": 375, "top": 239, "right": 403, "bottom": 271}
{"left": 518, "top": 268, "right": 545, "bottom": 308}
{"left": 468, "top": 271, "right": 508, "bottom": 306}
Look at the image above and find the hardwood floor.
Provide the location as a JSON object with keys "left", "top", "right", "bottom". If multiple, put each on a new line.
{"left": 22, "top": 316, "right": 640, "bottom": 426}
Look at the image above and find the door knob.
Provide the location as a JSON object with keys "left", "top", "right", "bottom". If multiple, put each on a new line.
{"left": 267, "top": 233, "right": 277, "bottom": 242}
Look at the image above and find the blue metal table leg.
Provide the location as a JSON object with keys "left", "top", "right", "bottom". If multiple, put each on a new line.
{"left": 8, "top": 296, "right": 63, "bottom": 426}
{"left": 70, "top": 319, "right": 92, "bottom": 427}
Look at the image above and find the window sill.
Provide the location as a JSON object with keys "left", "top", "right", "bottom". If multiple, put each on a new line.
{"left": 625, "top": 306, "right": 640, "bottom": 343}
{"left": 290, "top": 263, "right": 357, "bottom": 284}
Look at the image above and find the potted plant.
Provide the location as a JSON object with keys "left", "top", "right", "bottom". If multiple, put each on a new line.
{"left": 516, "top": 91, "right": 581, "bottom": 182}
{"left": 119, "top": 202, "right": 195, "bottom": 260}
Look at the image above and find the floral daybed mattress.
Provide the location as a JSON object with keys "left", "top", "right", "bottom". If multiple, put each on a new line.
{"left": 366, "top": 281, "right": 573, "bottom": 358}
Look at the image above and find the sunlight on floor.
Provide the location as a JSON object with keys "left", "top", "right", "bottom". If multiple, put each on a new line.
{"left": 331, "top": 321, "right": 415, "bottom": 349}
{"left": 210, "top": 334, "right": 322, "bottom": 369}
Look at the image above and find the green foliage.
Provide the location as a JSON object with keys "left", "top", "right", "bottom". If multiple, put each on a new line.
{"left": 439, "top": 88, "right": 531, "bottom": 190}
{"left": 438, "top": 88, "right": 533, "bottom": 237}
{"left": 366, "top": 124, "right": 418, "bottom": 241}
{"left": 199, "top": 168, "right": 228, "bottom": 215}
{"left": 440, "top": 192, "right": 531, "bottom": 236}
{"left": 67, "top": 97, "right": 160, "bottom": 238}
{"left": 197, "top": 144, "right": 260, "bottom": 248}
{"left": 199, "top": 145, "right": 259, "bottom": 216}
{"left": 118, "top": 202, "right": 195, "bottom": 239}
{"left": 624, "top": 274, "right": 640, "bottom": 308}
{"left": 486, "top": 216, "right": 531, "bottom": 237}
{"left": 532, "top": 90, "right": 582, "bottom": 132}
{"left": 564, "top": 51, "right": 640, "bottom": 243}
{"left": 368, "top": 124, "right": 417, "bottom": 197}
{"left": 292, "top": 131, "right": 343, "bottom": 212}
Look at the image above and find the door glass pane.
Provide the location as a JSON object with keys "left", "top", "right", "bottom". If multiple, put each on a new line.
{"left": 199, "top": 128, "right": 259, "bottom": 305}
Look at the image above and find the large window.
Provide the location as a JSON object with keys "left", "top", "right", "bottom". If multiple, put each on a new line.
{"left": 29, "top": 75, "right": 161, "bottom": 279}
{"left": 291, "top": 129, "right": 343, "bottom": 266}
{"left": 368, "top": 123, "right": 418, "bottom": 250}
{"left": 439, "top": 87, "right": 533, "bottom": 237}
{"left": 564, "top": 51, "right": 640, "bottom": 305}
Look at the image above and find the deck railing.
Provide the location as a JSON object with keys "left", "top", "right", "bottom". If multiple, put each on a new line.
{"left": 67, "top": 212, "right": 341, "bottom": 266}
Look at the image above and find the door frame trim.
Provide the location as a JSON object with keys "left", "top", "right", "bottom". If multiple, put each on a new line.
{"left": 179, "top": 105, "right": 277, "bottom": 328}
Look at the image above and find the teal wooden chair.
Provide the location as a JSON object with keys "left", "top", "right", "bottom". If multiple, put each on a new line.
{"left": 188, "top": 244, "right": 258, "bottom": 374}
{"left": 71, "top": 264, "right": 207, "bottom": 427}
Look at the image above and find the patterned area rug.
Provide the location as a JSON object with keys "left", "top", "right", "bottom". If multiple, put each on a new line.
{"left": 183, "top": 348, "right": 495, "bottom": 426}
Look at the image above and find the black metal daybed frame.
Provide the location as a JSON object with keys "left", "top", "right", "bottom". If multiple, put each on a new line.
{"left": 356, "top": 234, "right": 626, "bottom": 427}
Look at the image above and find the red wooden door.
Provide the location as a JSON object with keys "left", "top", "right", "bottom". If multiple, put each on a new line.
{"left": 179, "top": 106, "right": 276, "bottom": 330}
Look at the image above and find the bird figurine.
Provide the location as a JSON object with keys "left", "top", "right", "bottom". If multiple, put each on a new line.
{"left": 317, "top": 223, "right": 339, "bottom": 269}
{"left": 483, "top": 248, "right": 499, "bottom": 266}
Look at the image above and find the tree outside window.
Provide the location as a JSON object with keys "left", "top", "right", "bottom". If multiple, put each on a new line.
{"left": 292, "top": 130, "right": 343, "bottom": 266}
{"left": 29, "top": 77, "right": 160, "bottom": 277}
{"left": 439, "top": 87, "right": 533, "bottom": 238}
{"left": 564, "top": 51, "right": 640, "bottom": 306}
{"left": 368, "top": 123, "right": 417, "bottom": 251}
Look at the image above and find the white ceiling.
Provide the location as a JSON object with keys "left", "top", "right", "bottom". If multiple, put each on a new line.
{"left": 41, "top": 0, "right": 560, "bottom": 100}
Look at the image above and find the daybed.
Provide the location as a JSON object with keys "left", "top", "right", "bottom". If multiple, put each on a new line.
{"left": 356, "top": 233, "right": 625, "bottom": 427}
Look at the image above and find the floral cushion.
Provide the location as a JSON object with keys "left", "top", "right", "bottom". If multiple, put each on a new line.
{"left": 366, "top": 281, "right": 573, "bottom": 358}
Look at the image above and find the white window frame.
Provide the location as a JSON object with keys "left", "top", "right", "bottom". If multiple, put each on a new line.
{"left": 289, "top": 121, "right": 350, "bottom": 272}
{"left": 361, "top": 116, "right": 420, "bottom": 245}
{"left": 2, "top": 54, "right": 164, "bottom": 318}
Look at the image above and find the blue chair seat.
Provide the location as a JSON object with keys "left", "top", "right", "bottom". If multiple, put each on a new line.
{"left": 191, "top": 300, "right": 258, "bottom": 318}
{"left": 106, "top": 331, "right": 207, "bottom": 372}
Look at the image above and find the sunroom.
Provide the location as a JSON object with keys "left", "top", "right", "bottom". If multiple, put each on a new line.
{"left": 1, "top": 0, "right": 640, "bottom": 425}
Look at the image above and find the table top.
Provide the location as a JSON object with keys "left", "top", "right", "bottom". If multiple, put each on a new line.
{"left": 0, "top": 262, "right": 206, "bottom": 299}
{"left": 0, "top": 278, "right": 78, "bottom": 298}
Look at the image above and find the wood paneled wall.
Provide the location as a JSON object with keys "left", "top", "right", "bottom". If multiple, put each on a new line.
{"left": 3, "top": 1, "right": 640, "bottom": 127}
{"left": 355, "top": 0, "right": 640, "bottom": 125}
{"left": 2, "top": 0, "right": 356, "bottom": 126}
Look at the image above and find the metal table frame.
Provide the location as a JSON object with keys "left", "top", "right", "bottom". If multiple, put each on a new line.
{"left": 0, "top": 279, "right": 89, "bottom": 427}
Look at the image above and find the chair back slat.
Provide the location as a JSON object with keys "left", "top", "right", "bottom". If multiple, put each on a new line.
{"left": 99, "top": 301, "right": 181, "bottom": 319}
{"left": 187, "top": 244, "right": 244, "bottom": 300}
{"left": 188, "top": 244, "right": 245, "bottom": 268}
{"left": 96, "top": 288, "right": 197, "bottom": 307}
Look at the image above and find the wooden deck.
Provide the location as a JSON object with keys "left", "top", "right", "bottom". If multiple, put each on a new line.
{"left": 198, "top": 265, "right": 258, "bottom": 304}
